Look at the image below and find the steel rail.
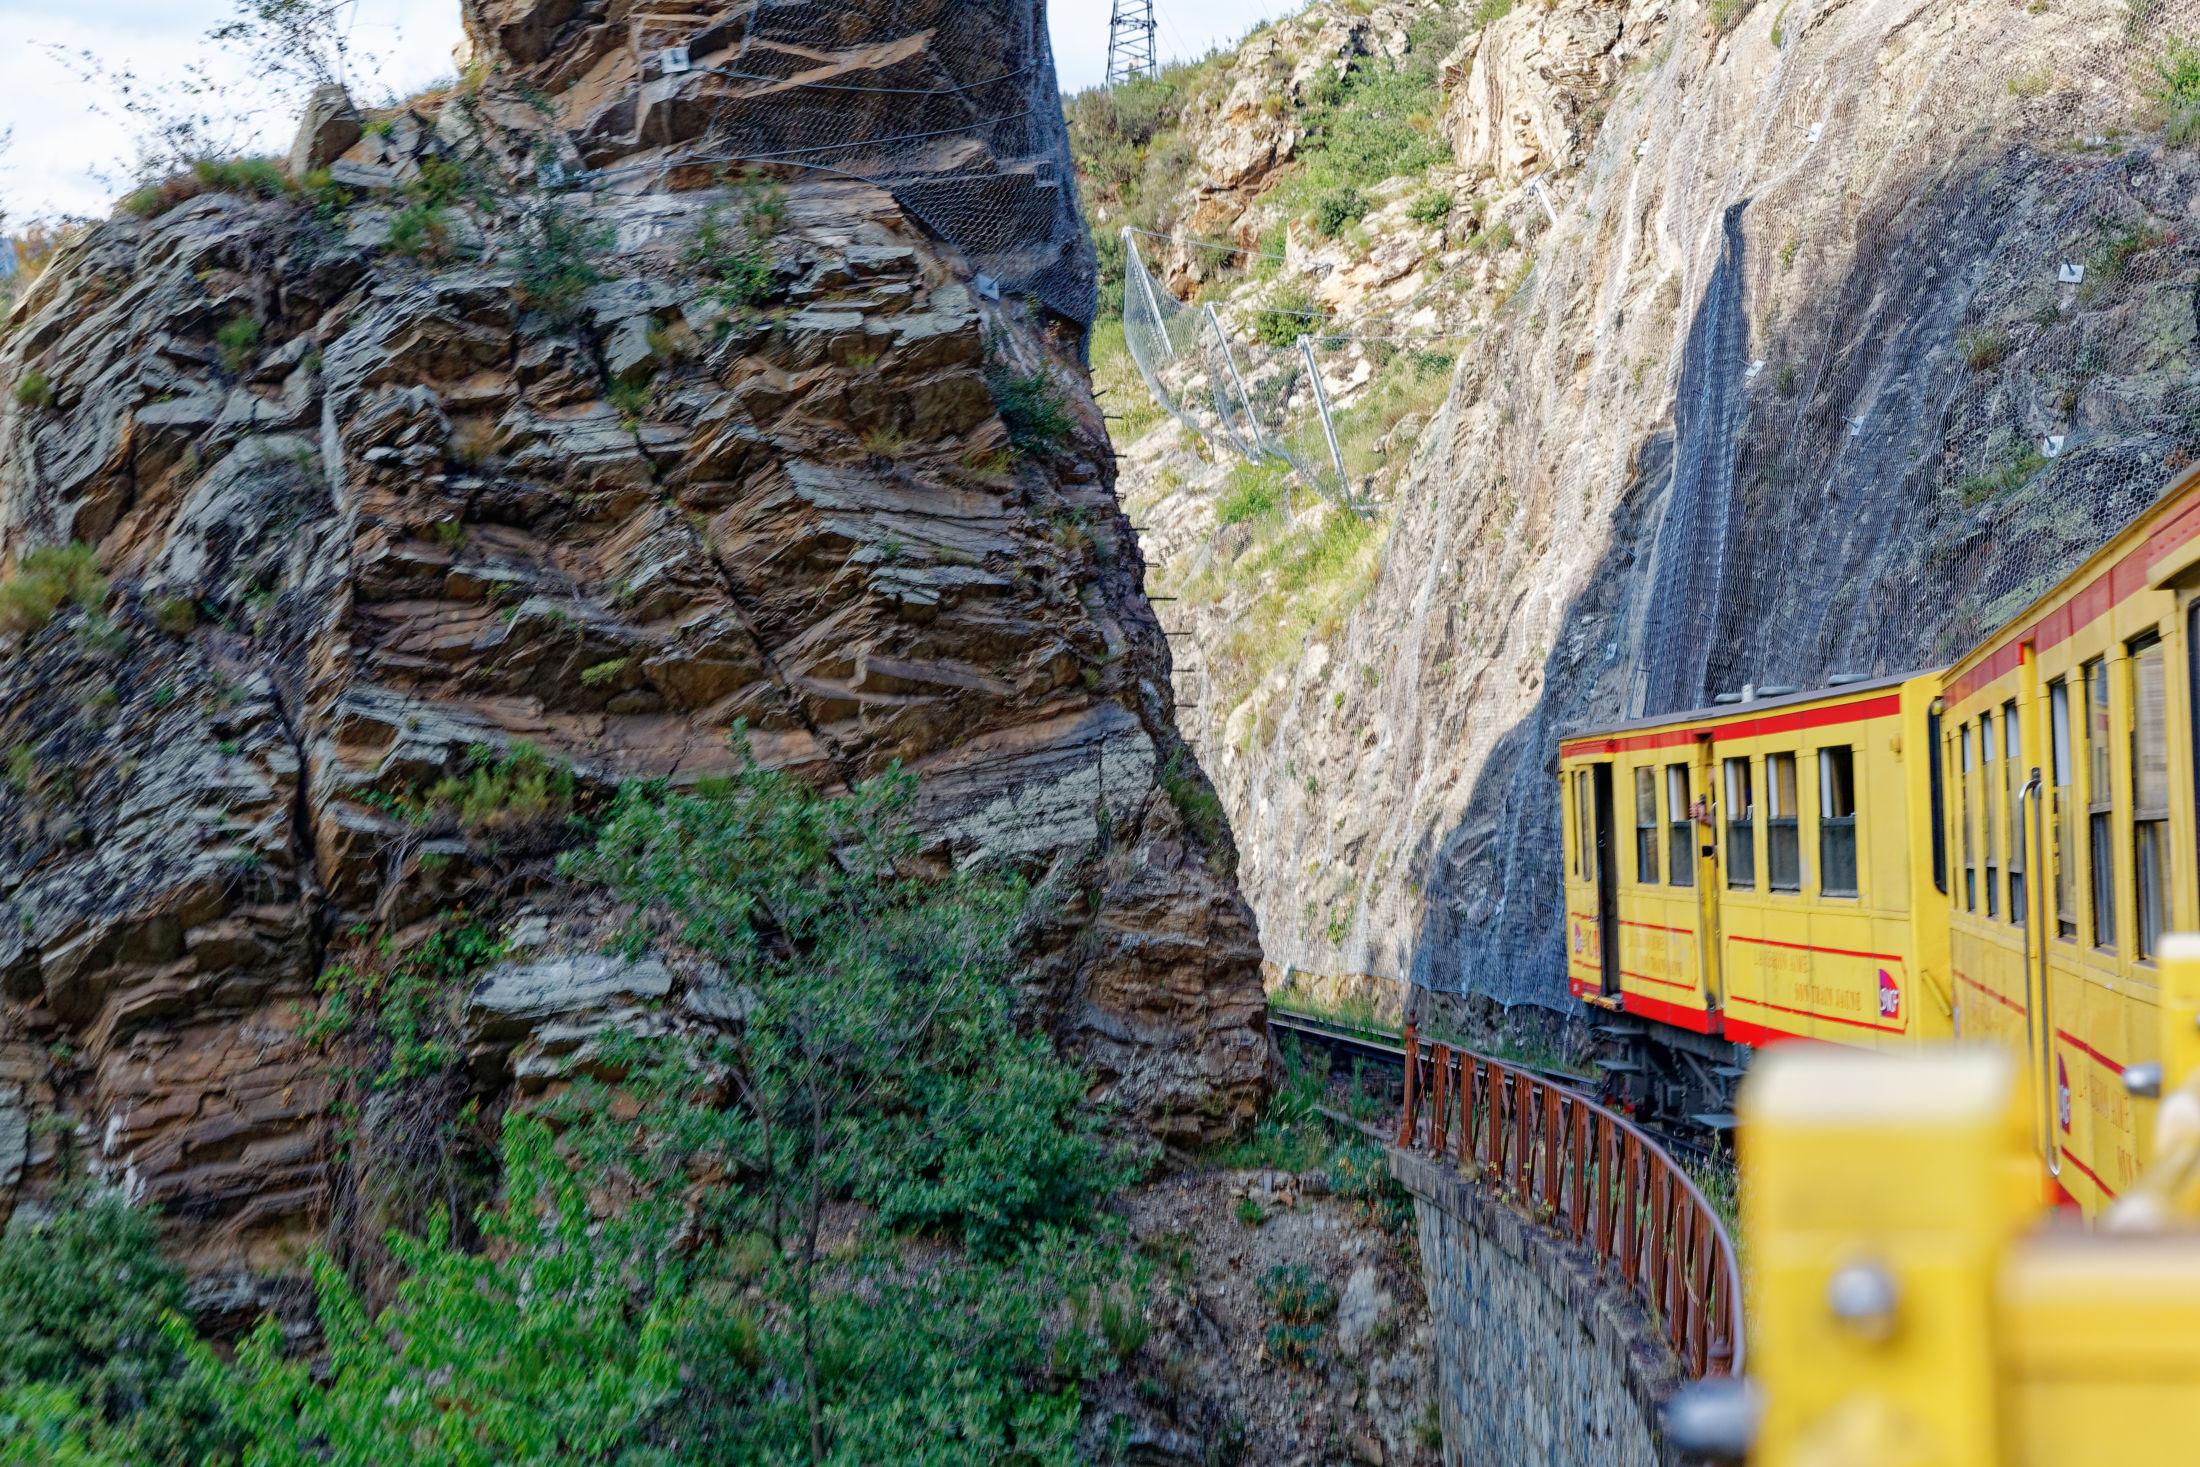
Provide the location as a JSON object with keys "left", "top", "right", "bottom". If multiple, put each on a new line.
{"left": 1392, "top": 1020, "right": 1747, "bottom": 1379}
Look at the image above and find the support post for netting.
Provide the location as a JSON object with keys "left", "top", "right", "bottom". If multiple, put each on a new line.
{"left": 1204, "top": 304, "right": 1262, "bottom": 462}
{"left": 1300, "top": 334, "right": 1348, "bottom": 490}
{"left": 1125, "top": 228, "right": 1174, "bottom": 362}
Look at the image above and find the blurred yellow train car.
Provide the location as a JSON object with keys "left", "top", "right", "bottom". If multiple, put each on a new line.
{"left": 1558, "top": 462, "right": 2200, "bottom": 1213}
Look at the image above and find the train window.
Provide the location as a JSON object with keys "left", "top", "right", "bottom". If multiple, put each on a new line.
{"left": 2005, "top": 702, "right": 2026, "bottom": 927}
{"left": 1960, "top": 724, "right": 1976, "bottom": 912}
{"left": 1635, "top": 766, "right": 1660, "bottom": 885}
{"left": 1767, "top": 753, "right": 1801, "bottom": 892}
{"left": 1819, "top": 747, "right": 1859, "bottom": 896}
{"left": 1981, "top": 715, "right": 2000, "bottom": 918}
{"left": 1928, "top": 709, "right": 1948, "bottom": 896}
{"left": 2133, "top": 637, "right": 2169, "bottom": 960}
{"left": 1725, "top": 758, "right": 1757, "bottom": 890}
{"left": 1667, "top": 764, "right": 1695, "bottom": 888}
{"left": 2050, "top": 680, "right": 2077, "bottom": 940}
{"left": 2086, "top": 658, "right": 2116, "bottom": 951}
{"left": 1574, "top": 771, "right": 1593, "bottom": 881}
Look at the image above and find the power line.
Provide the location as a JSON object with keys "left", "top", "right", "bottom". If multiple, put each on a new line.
{"left": 1107, "top": 0, "right": 1160, "bottom": 88}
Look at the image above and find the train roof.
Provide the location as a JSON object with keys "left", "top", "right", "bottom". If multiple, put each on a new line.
{"left": 1945, "top": 459, "right": 2200, "bottom": 699}
{"left": 1558, "top": 668, "right": 1937, "bottom": 751}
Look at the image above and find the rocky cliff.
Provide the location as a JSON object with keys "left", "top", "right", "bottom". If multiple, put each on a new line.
{"left": 1084, "top": 0, "right": 2200, "bottom": 1010}
{"left": 0, "top": 0, "right": 1268, "bottom": 1305}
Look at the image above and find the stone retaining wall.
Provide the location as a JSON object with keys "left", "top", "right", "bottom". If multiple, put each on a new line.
{"left": 1389, "top": 1147, "right": 1692, "bottom": 1467}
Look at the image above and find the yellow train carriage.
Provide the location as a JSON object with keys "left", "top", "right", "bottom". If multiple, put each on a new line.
{"left": 1940, "top": 461, "right": 2200, "bottom": 1211}
{"left": 1558, "top": 674, "right": 1952, "bottom": 1057}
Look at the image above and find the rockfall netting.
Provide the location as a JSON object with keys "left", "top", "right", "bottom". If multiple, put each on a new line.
{"left": 1120, "top": 228, "right": 1367, "bottom": 509}
{"left": 1150, "top": 0, "right": 2200, "bottom": 1010}
{"left": 521, "top": 0, "right": 1096, "bottom": 324}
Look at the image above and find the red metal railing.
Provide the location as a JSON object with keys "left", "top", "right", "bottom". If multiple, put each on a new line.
{"left": 1393, "top": 1022, "right": 1745, "bottom": 1378}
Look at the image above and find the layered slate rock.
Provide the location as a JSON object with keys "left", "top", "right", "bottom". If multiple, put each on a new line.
{"left": 0, "top": 0, "right": 1267, "bottom": 1291}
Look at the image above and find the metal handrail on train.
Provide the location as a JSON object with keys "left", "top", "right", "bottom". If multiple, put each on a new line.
{"left": 1393, "top": 1020, "right": 1747, "bottom": 1378}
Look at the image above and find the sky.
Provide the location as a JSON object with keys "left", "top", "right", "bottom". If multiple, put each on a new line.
{"left": 0, "top": 0, "right": 1308, "bottom": 222}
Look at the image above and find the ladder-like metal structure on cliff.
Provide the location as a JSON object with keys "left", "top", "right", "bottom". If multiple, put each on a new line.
{"left": 1106, "top": 0, "right": 1160, "bottom": 87}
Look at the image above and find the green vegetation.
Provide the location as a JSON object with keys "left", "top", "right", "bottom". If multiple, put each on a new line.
{"left": 425, "top": 742, "right": 576, "bottom": 833}
{"left": 0, "top": 544, "right": 106, "bottom": 637}
{"left": 1216, "top": 459, "right": 1291, "bottom": 526}
{"left": 311, "top": 919, "right": 504, "bottom": 1088}
{"left": 2151, "top": 33, "right": 2200, "bottom": 145}
{"left": 12, "top": 370, "right": 54, "bottom": 410}
{"left": 1708, "top": 0, "right": 1757, "bottom": 33}
{"left": 609, "top": 378, "right": 653, "bottom": 425}
{"left": 215, "top": 316, "right": 262, "bottom": 375}
{"left": 1259, "top": 1262, "right": 1335, "bottom": 1368}
{"left": 1313, "top": 186, "right": 1369, "bottom": 239}
{"left": 1254, "top": 284, "right": 1320, "bottom": 349}
{"left": 387, "top": 200, "right": 450, "bottom": 261}
{"left": 193, "top": 157, "right": 289, "bottom": 198}
{"left": 1959, "top": 328, "right": 2008, "bottom": 372}
{"left": 1470, "top": 0, "right": 1516, "bottom": 25}
{"left": 1159, "top": 748, "right": 1231, "bottom": 858}
{"left": 9, "top": 757, "right": 1153, "bottom": 1464}
{"left": 1957, "top": 438, "right": 2050, "bottom": 507}
{"left": 2080, "top": 219, "right": 2169, "bottom": 302}
{"left": 512, "top": 204, "right": 612, "bottom": 324}
{"left": 690, "top": 203, "right": 776, "bottom": 321}
{"left": 1407, "top": 188, "right": 1454, "bottom": 227}
{"left": 1088, "top": 317, "right": 1167, "bottom": 443}
{"left": 0, "top": 1196, "right": 232, "bottom": 1462}
{"left": 986, "top": 361, "right": 1077, "bottom": 457}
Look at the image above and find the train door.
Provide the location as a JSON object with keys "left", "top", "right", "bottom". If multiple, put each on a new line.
{"left": 1593, "top": 763, "right": 1620, "bottom": 999}
{"left": 1693, "top": 739, "right": 1724, "bottom": 1011}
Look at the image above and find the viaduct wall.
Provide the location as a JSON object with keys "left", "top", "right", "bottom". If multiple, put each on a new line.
{"left": 1390, "top": 1148, "right": 1693, "bottom": 1467}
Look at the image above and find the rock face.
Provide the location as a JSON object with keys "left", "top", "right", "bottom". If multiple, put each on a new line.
{"left": 1099, "top": 0, "right": 2200, "bottom": 1008}
{"left": 0, "top": 0, "right": 1267, "bottom": 1292}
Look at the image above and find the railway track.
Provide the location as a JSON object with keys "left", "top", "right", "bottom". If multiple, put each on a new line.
{"left": 1266, "top": 1007, "right": 1725, "bottom": 1166}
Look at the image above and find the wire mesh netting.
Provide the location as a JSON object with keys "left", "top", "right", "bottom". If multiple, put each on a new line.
{"left": 1119, "top": 229, "right": 1365, "bottom": 510}
{"left": 1176, "top": 0, "right": 2200, "bottom": 1009}
{"left": 516, "top": 0, "right": 1095, "bottom": 325}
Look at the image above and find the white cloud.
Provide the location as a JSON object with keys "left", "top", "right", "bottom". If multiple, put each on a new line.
{"left": 0, "top": 0, "right": 463, "bottom": 222}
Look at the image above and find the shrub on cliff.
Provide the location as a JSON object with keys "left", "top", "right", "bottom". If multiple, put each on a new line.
{"left": 0, "top": 543, "right": 106, "bottom": 636}
{"left": 11, "top": 759, "right": 1145, "bottom": 1464}
{"left": 2152, "top": 34, "right": 2200, "bottom": 145}
{"left": 0, "top": 1195, "right": 233, "bottom": 1462}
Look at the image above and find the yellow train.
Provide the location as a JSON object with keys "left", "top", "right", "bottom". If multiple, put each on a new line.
{"left": 1559, "top": 459, "right": 2200, "bottom": 1214}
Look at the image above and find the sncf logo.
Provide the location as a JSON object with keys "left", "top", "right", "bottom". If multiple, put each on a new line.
{"left": 1877, "top": 968, "right": 1901, "bottom": 1021}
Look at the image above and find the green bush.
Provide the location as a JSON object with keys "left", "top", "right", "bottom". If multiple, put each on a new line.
{"left": 1255, "top": 285, "right": 1320, "bottom": 349}
{"left": 191, "top": 157, "right": 290, "bottom": 199}
{"left": 18, "top": 755, "right": 1147, "bottom": 1465}
{"left": 986, "top": 362, "right": 1076, "bottom": 457}
{"left": 1216, "top": 461, "right": 1289, "bottom": 526}
{"left": 512, "top": 204, "right": 611, "bottom": 324}
{"left": 422, "top": 742, "right": 576, "bottom": 833}
{"left": 2152, "top": 34, "right": 2200, "bottom": 145}
{"left": 1407, "top": 188, "right": 1454, "bottom": 226}
{"left": 1313, "top": 186, "right": 1369, "bottom": 238}
{"left": 0, "top": 1195, "right": 232, "bottom": 1462}
{"left": 0, "top": 543, "right": 106, "bottom": 636}
{"left": 12, "top": 370, "right": 54, "bottom": 410}
{"left": 387, "top": 200, "right": 449, "bottom": 260}
{"left": 215, "top": 317, "right": 262, "bottom": 375}
{"left": 689, "top": 205, "right": 774, "bottom": 319}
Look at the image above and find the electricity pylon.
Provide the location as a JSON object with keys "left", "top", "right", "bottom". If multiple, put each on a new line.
{"left": 1106, "top": 0, "right": 1159, "bottom": 88}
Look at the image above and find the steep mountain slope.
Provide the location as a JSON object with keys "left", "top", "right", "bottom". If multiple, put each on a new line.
{"left": 0, "top": 0, "right": 1269, "bottom": 1304}
{"left": 1080, "top": 0, "right": 2200, "bottom": 1010}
